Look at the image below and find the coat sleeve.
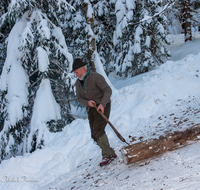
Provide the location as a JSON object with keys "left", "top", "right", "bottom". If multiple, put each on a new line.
{"left": 95, "top": 73, "right": 112, "bottom": 108}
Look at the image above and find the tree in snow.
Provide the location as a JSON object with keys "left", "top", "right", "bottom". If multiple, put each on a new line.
{"left": 176, "top": 0, "right": 192, "bottom": 42}
{"left": 64, "top": 0, "right": 114, "bottom": 87}
{"left": 82, "top": 0, "right": 97, "bottom": 71}
{"left": 110, "top": 0, "right": 170, "bottom": 77}
{"left": 64, "top": 0, "right": 88, "bottom": 61}
{"left": 92, "top": 0, "right": 117, "bottom": 74}
{"left": 183, "top": 0, "right": 192, "bottom": 41}
{"left": 164, "top": 0, "right": 183, "bottom": 35}
{"left": 169, "top": 0, "right": 199, "bottom": 41}
{"left": 64, "top": 0, "right": 117, "bottom": 77}
{"left": 0, "top": 0, "right": 76, "bottom": 160}
{"left": 0, "top": 37, "right": 7, "bottom": 75}
{"left": 0, "top": 0, "right": 11, "bottom": 74}
{"left": 80, "top": 0, "right": 115, "bottom": 88}
{"left": 191, "top": 0, "right": 200, "bottom": 31}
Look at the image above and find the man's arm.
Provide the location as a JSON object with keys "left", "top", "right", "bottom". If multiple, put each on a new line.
{"left": 95, "top": 73, "right": 112, "bottom": 108}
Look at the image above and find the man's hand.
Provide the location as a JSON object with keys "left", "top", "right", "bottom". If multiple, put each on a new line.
{"left": 88, "top": 100, "right": 96, "bottom": 107}
{"left": 97, "top": 104, "right": 104, "bottom": 113}
{"left": 88, "top": 101, "right": 104, "bottom": 113}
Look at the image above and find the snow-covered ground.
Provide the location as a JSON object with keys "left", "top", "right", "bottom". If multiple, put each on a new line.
{"left": 1, "top": 32, "right": 200, "bottom": 190}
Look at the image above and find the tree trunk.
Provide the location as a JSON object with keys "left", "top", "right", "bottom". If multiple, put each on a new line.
{"left": 122, "top": 124, "right": 200, "bottom": 165}
{"left": 82, "top": 0, "right": 96, "bottom": 72}
{"left": 183, "top": 0, "right": 192, "bottom": 42}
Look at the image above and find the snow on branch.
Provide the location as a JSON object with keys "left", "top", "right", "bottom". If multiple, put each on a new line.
{"left": 129, "top": 1, "right": 175, "bottom": 26}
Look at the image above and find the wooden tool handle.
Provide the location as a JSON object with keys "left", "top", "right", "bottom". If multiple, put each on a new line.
{"left": 93, "top": 103, "right": 130, "bottom": 146}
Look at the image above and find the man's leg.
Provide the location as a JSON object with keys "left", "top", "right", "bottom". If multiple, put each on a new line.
{"left": 96, "top": 133, "right": 115, "bottom": 158}
{"left": 88, "top": 103, "right": 116, "bottom": 158}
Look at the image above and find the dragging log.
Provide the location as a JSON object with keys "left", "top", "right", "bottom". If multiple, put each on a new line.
{"left": 121, "top": 124, "right": 200, "bottom": 165}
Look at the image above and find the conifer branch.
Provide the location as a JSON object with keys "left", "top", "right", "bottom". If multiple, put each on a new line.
{"left": 129, "top": 1, "right": 175, "bottom": 26}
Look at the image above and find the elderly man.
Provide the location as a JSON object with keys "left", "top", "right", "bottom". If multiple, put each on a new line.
{"left": 72, "top": 58, "right": 117, "bottom": 166}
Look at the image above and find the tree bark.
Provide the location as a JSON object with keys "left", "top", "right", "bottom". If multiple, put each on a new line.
{"left": 183, "top": 0, "right": 192, "bottom": 42}
{"left": 122, "top": 124, "right": 200, "bottom": 165}
{"left": 82, "top": 0, "right": 96, "bottom": 72}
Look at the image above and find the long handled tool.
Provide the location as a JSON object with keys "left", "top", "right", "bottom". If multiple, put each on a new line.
{"left": 93, "top": 104, "right": 130, "bottom": 146}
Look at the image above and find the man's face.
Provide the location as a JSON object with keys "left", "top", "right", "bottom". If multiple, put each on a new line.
{"left": 74, "top": 67, "right": 85, "bottom": 80}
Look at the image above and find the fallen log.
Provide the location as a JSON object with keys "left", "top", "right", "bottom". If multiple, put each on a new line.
{"left": 121, "top": 124, "right": 200, "bottom": 165}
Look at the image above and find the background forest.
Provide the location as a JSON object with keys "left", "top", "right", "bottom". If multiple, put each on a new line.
{"left": 0, "top": 0, "right": 200, "bottom": 162}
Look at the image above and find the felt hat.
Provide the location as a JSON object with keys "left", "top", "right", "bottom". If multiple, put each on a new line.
{"left": 72, "top": 58, "right": 86, "bottom": 72}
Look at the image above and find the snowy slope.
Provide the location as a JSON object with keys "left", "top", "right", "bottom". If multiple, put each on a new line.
{"left": 1, "top": 33, "right": 200, "bottom": 190}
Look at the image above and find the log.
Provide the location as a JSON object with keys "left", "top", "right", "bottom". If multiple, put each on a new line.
{"left": 121, "top": 124, "right": 200, "bottom": 165}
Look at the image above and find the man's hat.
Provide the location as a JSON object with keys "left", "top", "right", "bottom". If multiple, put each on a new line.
{"left": 72, "top": 58, "right": 86, "bottom": 72}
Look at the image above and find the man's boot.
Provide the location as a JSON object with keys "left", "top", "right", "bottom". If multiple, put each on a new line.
{"left": 97, "top": 133, "right": 117, "bottom": 166}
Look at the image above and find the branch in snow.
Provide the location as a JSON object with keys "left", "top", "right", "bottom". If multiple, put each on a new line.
{"left": 50, "top": 59, "right": 68, "bottom": 73}
{"left": 129, "top": 2, "right": 175, "bottom": 26}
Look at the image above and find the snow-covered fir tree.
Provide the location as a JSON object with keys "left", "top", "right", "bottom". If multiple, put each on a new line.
{"left": 64, "top": 0, "right": 114, "bottom": 85}
{"left": 0, "top": 0, "right": 10, "bottom": 74}
{"left": 182, "top": 0, "right": 192, "bottom": 41}
{"left": 164, "top": 0, "right": 183, "bottom": 35}
{"left": 92, "top": 0, "right": 117, "bottom": 74}
{"left": 0, "top": 0, "right": 76, "bottom": 160}
{"left": 168, "top": 0, "right": 200, "bottom": 41}
{"left": 110, "top": 0, "right": 170, "bottom": 77}
{"left": 64, "top": 0, "right": 88, "bottom": 60}
{"left": 191, "top": 0, "right": 200, "bottom": 32}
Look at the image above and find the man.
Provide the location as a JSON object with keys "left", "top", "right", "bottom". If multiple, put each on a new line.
{"left": 72, "top": 58, "right": 117, "bottom": 166}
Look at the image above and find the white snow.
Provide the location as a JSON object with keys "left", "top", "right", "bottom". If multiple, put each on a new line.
{"left": 0, "top": 15, "right": 29, "bottom": 127}
{"left": 39, "top": 18, "right": 50, "bottom": 39}
{"left": 115, "top": 0, "right": 126, "bottom": 24}
{"left": 1, "top": 32, "right": 200, "bottom": 190}
{"left": 86, "top": 0, "right": 93, "bottom": 19}
{"left": 0, "top": 16, "right": 27, "bottom": 91}
{"left": 126, "top": 0, "right": 135, "bottom": 10}
{"left": 7, "top": 60, "right": 29, "bottom": 126}
{"left": 28, "top": 79, "right": 61, "bottom": 151}
{"left": 133, "top": 26, "right": 143, "bottom": 53}
{"left": 145, "top": 35, "right": 151, "bottom": 47}
{"left": 31, "top": 79, "right": 61, "bottom": 123}
{"left": 37, "top": 47, "right": 49, "bottom": 72}
{"left": 94, "top": 51, "right": 116, "bottom": 92}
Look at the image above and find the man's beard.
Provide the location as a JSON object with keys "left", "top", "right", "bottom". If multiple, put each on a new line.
{"left": 78, "top": 72, "right": 86, "bottom": 80}
{"left": 78, "top": 76, "right": 84, "bottom": 80}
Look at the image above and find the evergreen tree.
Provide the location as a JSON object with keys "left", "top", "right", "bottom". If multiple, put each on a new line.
{"left": 164, "top": 0, "right": 183, "bottom": 35}
{"left": 182, "top": 0, "right": 192, "bottom": 41}
{"left": 0, "top": 0, "right": 10, "bottom": 74}
{"left": 169, "top": 0, "right": 200, "bottom": 41}
{"left": 0, "top": 0, "right": 76, "bottom": 161}
{"left": 82, "top": 0, "right": 97, "bottom": 71}
{"left": 189, "top": 0, "right": 200, "bottom": 34}
{"left": 92, "top": 0, "right": 117, "bottom": 74}
{"left": 64, "top": 0, "right": 88, "bottom": 60}
{"left": 110, "top": 0, "right": 170, "bottom": 77}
